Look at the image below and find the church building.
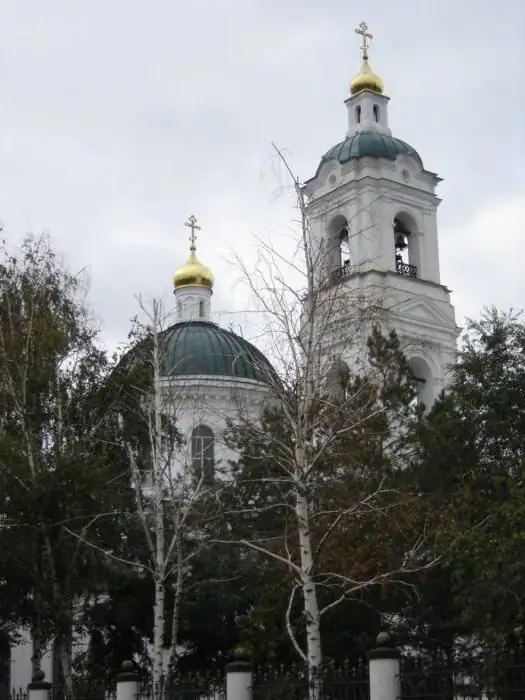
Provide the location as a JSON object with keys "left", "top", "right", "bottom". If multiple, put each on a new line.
{"left": 4, "top": 21, "right": 458, "bottom": 692}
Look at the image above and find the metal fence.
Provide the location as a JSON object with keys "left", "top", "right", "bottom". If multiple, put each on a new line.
{"left": 7, "top": 649, "right": 525, "bottom": 700}
{"left": 251, "top": 659, "right": 369, "bottom": 700}
{"left": 400, "top": 650, "right": 525, "bottom": 700}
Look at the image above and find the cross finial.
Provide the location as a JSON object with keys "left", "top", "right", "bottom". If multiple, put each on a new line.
{"left": 184, "top": 215, "right": 201, "bottom": 251}
{"left": 355, "top": 21, "right": 373, "bottom": 60}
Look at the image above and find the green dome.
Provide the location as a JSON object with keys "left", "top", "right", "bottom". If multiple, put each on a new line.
{"left": 320, "top": 131, "right": 422, "bottom": 169}
{"left": 158, "top": 321, "right": 277, "bottom": 385}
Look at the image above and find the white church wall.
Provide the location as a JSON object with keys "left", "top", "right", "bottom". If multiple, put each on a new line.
{"left": 164, "top": 375, "right": 272, "bottom": 477}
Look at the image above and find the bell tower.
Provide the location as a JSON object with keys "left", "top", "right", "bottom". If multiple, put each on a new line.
{"left": 303, "top": 22, "right": 458, "bottom": 408}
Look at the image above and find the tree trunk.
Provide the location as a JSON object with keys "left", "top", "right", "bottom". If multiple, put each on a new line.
{"left": 30, "top": 618, "right": 42, "bottom": 680}
{"left": 166, "top": 534, "right": 183, "bottom": 682}
{"left": 152, "top": 573, "right": 165, "bottom": 687}
{"left": 295, "top": 459, "right": 322, "bottom": 698}
{"left": 151, "top": 300, "right": 166, "bottom": 688}
{"left": 56, "top": 629, "right": 73, "bottom": 695}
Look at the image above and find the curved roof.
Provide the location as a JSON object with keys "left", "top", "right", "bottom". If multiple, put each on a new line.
{"left": 173, "top": 249, "right": 214, "bottom": 290}
{"left": 158, "top": 321, "right": 277, "bottom": 385}
{"left": 320, "top": 130, "right": 423, "bottom": 170}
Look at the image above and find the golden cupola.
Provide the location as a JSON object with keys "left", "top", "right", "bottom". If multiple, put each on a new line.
{"left": 173, "top": 215, "right": 214, "bottom": 290}
{"left": 350, "top": 21, "right": 384, "bottom": 96}
{"left": 350, "top": 58, "right": 384, "bottom": 95}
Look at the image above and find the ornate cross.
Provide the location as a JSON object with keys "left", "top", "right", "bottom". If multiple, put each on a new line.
{"left": 184, "top": 214, "right": 201, "bottom": 250}
{"left": 355, "top": 21, "right": 373, "bottom": 59}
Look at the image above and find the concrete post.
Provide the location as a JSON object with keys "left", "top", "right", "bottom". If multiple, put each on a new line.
{"left": 28, "top": 671, "right": 51, "bottom": 700}
{"left": 368, "top": 632, "right": 401, "bottom": 700}
{"left": 226, "top": 649, "right": 252, "bottom": 700}
{"left": 116, "top": 661, "right": 139, "bottom": 700}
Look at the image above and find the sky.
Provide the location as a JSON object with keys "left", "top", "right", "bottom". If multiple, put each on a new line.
{"left": 0, "top": 0, "right": 523, "bottom": 351}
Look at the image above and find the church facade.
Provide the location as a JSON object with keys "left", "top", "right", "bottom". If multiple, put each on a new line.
{"left": 5, "top": 22, "right": 458, "bottom": 692}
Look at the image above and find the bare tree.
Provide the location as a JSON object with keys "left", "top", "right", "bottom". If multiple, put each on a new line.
{"left": 220, "top": 148, "right": 436, "bottom": 691}
{"left": 69, "top": 296, "right": 217, "bottom": 686}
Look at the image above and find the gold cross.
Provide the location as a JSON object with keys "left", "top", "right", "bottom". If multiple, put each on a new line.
{"left": 355, "top": 21, "right": 373, "bottom": 60}
{"left": 184, "top": 215, "right": 201, "bottom": 250}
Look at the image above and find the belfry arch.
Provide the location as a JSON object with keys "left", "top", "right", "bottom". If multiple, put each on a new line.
{"left": 393, "top": 211, "right": 421, "bottom": 279}
{"left": 408, "top": 356, "right": 434, "bottom": 410}
{"left": 327, "top": 214, "right": 351, "bottom": 281}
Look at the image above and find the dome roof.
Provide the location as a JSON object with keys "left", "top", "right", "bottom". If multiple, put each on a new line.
{"left": 320, "top": 131, "right": 422, "bottom": 170}
{"left": 350, "top": 59, "right": 384, "bottom": 95}
{"left": 173, "top": 250, "right": 214, "bottom": 290}
{"left": 158, "top": 321, "right": 277, "bottom": 385}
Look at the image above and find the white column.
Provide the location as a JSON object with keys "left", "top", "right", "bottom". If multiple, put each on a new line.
{"left": 28, "top": 672, "right": 51, "bottom": 700}
{"left": 368, "top": 632, "right": 401, "bottom": 700}
{"left": 116, "top": 661, "right": 139, "bottom": 700}
{"left": 226, "top": 650, "right": 252, "bottom": 700}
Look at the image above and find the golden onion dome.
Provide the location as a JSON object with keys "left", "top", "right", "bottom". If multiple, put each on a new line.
{"left": 173, "top": 249, "right": 214, "bottom": 290}
{"left": 350, "top": 58, "right": 384, "bottom": 95}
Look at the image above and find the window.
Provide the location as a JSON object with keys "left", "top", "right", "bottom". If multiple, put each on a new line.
{"left": 191, "top": 425, "right": 214, "bottom": 482}
{"left": 393, "top": 216, "right": 417, "bottom": 278}
{"left": 340, "top": 226, "right": 351, "bottom": 268}
{"left": 355, "top": 106, "right": 361, "bottom": 123}
{"left": 177, "top": 301, "right": 182, "bottom": 317}
{"left": 199, "top": 300, "right": 205, "bottom": 318}
{"left": 408, "top": 358, "right": 432, "bottom": 411}
{"left": 326, "top": 358, "right": 350, "bottom": 402}
{"left": 373, "top": 104, "right": 379, "bottom": 122}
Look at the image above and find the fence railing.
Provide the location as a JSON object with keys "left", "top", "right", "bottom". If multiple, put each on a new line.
{"left": 12, "top": 637, "right": 525, "bottom": 700}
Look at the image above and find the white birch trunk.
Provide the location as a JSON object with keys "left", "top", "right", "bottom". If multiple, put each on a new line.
{"left": 295, "top": 449, "right": 322, "bottom": 699}
{"left": 296, "top": 489, "right": 322, "bottom": 682}
{"left": 152, "top": 574, "right": 165, "bottom": 687}
{"left": 167, "top": 533, "right": 183, "bottom": 680}
{"left": 151, "top": 300, "right": 166, "bottom": 687}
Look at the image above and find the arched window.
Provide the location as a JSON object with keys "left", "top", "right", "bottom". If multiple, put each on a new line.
{"left": 393, "top": 216, "right": 417, "bottom": 278}
{"left": 177, "top": 301, "right": 182, "bottom": 317}
{"left": 355, "top": 105, "right": 361, "bottom": 124}
{"left": 199, "top": 300, "right": 205, "bottom": 318}
{"left": 327, "top": 214, "right": 351, "bottom": 281}
{"left": 191, "top": 425, "right": 215, "bottom": 482}
{"left": 373, "top": 104, "right": 379, "bottom": 122}
{"left": 326, "top": 358, "right": 351, "bottom": 402}
{"left": 408, "top": 357, "right": 433, "bottom": 411}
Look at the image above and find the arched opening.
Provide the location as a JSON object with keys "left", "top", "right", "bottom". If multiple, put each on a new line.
{"left": 0, "top": 630, "right": 11, "bottom": 700}
{"left": 191, "top": 425, "right": 215, "bottom": 483}
{"left": 327, "top": 214, "right": 351, "bottom": 282}
{"left": 326, "top": 357, "right": 351, "bottom": 402}
{"left": 177, "top": 301, "right": 182, "bottom": 318}
{"left": 199, "top": 300, "right": 205, "bottom": 318}
{"left": 355, "top": 105, "right": 361, "bottom": 124}
{"left": 373, "top": 104, "right": 379, "bottom": 122}
{"left": 408, "top": 357, "right": 433, "bottom": 411}
{"left": 393, "top": 213, "right": 419, "bottom": 278}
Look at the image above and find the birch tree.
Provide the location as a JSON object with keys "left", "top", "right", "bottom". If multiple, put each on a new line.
{"left": 73, "top": 296, "right": 218, "bottom": 687}
{"left": 221, "top": 149, "right": 436, "bottom": 687}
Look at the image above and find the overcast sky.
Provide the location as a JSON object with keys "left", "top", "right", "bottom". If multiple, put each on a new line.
{"left": 0, "top": 1, "right": 523, "bottom": 351}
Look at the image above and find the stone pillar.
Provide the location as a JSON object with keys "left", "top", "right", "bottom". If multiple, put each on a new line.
{"left": 226, "top": 649, "right": 252, "bottom": 700}
{"left": 116, "top": 661, "right": 139, "bottom": 700}
{"left": 368, "top": 632, "right": 401, "bottom": 700}
{"left": 28, "top": 672, "right": 51, "bottom": 700}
